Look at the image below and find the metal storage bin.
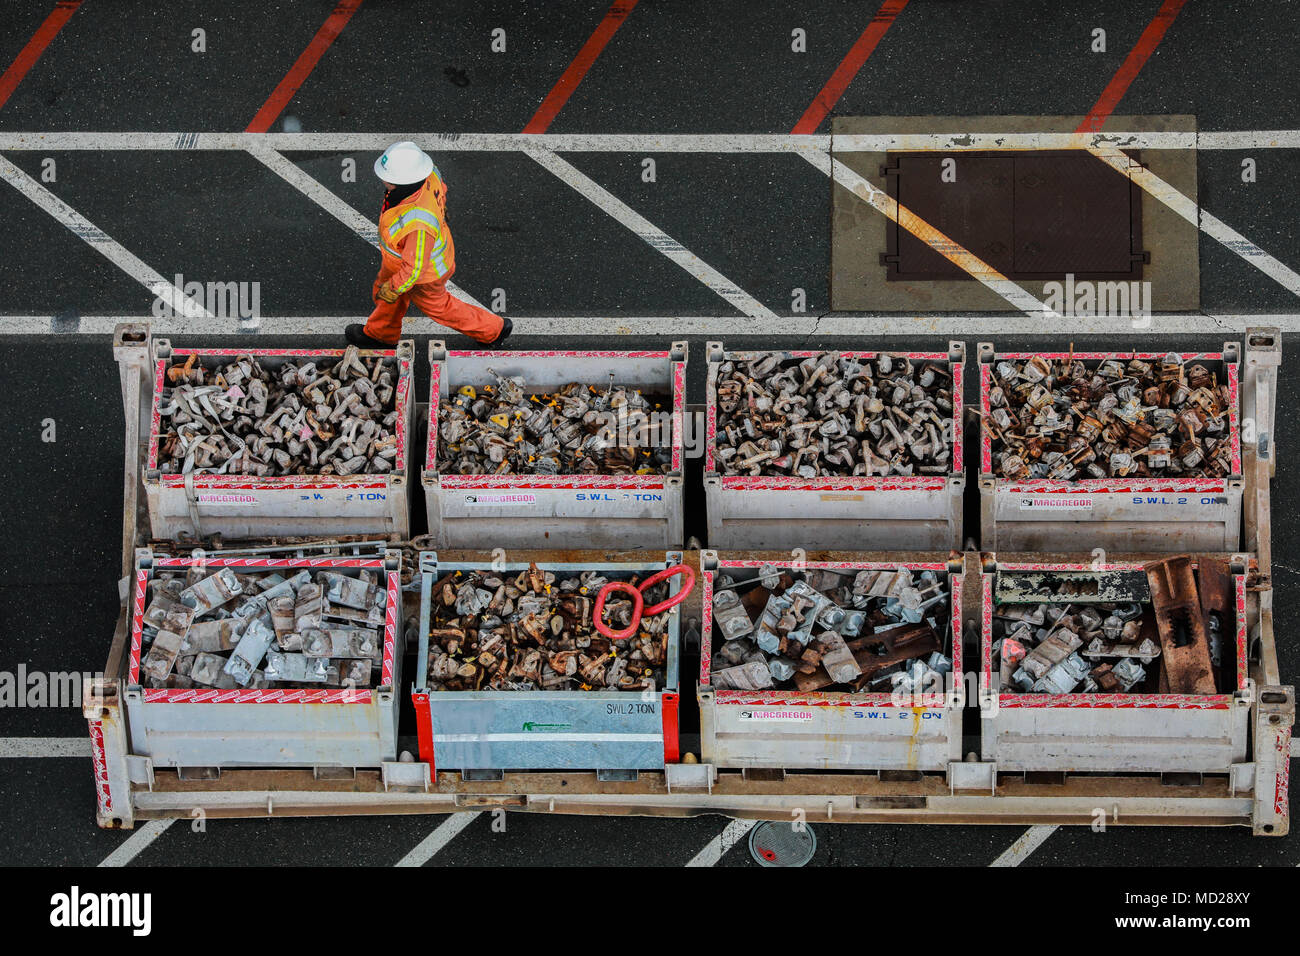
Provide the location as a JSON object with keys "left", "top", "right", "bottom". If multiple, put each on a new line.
{"left": 978, "top": 343, "right": 1243, "bottom": 552}
{"left": 698, "top": 553, "right": 964, "bottom": 773}
{"left": 423, "top": 343, "right": 687, "bottom": 549}
{"left": 703, "top": 343, "right": 965, "bottom": 551}
{"left": 978, "top": 559, "right": 1251, "bottom": 775}
{"left": 121, "top": 548, "right": 404, "bottom": 769}
{"left": 144, "top": 339, "right": 415, "bottom": 542}
{"left": 411, "top": 552, "right": 684, "bottom": 773}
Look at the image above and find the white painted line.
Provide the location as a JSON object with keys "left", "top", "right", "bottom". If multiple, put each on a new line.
{"left": 394, "top": 811, "right": 481, "bottom": 867}
{"left": 836, "top": 131, "right": 1300, "bottom": 151}
{"left": 989, "top": 825, "right": 1058, "bottom": 867}
{"left": 686, "top": 817, "right": 758, "bottom": 866}
{"left": 97, "top": 819, "right": 174, "bottom": 868}
{"left": 0, "top": 313, "right": 1292, "bottom": 337}
{"left": 1, "top": 130, "right": 1298, "bottom": 151}
{"left": 0, "top": 132, "right": 832, "bottom": 152}
{"left": 526, "top": 146, "right": 778, "bottom": 320}
{"left": 248, "top": 145, "right": 380, "bottom": 246}
{"left": 0, "top": 155, "right": 215, "bottom": 323}
{"left": 0, "top": 737, "right": 91, "bottom": 757}
{"left": 1198, "top": 131, "right": 1300, "bottom": 150}
{"left": 809, "top": 152, "right": 1052, "bottom": 317}
{"left": 833, "top": 131, "right": 1201, "bottom": 152}
{"left": 246, "top": 146, "right": 486, "bottom": 309}
{"left": 1089, "top": 148, "right": 1300, "bottom": 301}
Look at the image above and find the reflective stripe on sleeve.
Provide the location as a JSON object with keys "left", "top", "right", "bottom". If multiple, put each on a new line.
{"left": 394, "top": 230, "right": 425, "bottom": 293}
{"left": 387, "top": 208, "right": 441, "bottom": 237}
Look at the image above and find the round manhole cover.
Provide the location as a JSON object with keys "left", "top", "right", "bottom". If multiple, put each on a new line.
{"left": 748, "top": 822, "right": 816, "bottom": 867}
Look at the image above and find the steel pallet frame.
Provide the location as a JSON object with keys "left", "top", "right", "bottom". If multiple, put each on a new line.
{"left": 87, "top": 323, "right": 1291, "bottom": 835}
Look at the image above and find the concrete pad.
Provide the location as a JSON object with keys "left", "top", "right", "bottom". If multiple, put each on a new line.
{"left": 830, "top": 115, "right": 1199, "bottom": 312}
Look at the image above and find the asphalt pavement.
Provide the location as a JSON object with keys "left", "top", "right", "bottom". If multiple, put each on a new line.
{"left": 1, "top": 0, "right": 1298, "bottom": 867}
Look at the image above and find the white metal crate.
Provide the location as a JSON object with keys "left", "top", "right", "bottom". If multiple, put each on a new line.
{"left": 978, "top": 344, "right": 1244, "bottom": 552}
{"left": 978, "top": 560, "right": 1251, "bottom": 774}
{"left": 698, "top": 554, "right": 964, "bottom": 773}
{"left": 121, "top": 549, "right": 404, "bottom": 769}
{"left": 422, "top": 343, "right": 687, "bottom": 549}
{"left": 704, "top": 343, "right": 965, "bottom": 551}
{"left": 144, "top": 340, "right": 415, "bottom": 542}
{"left": 411, "top": 552, "right": 684, "bottom": 772}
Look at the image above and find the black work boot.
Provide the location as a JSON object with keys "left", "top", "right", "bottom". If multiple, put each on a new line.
{"left": 345, "top": 324, "right": 396, "bottom": 348}
{"left": 486, "top": 316, "right": 513, "bottom": 349}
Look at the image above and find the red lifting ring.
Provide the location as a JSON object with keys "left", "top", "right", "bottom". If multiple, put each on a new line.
{"left": 593, "top": 564, "right": 697, "bottom": 639}
{"left": 592, "top": 581, "right": 642, "bottom": 641}
{"left": 638, "top": 564, "right": 696, "bottom": 614}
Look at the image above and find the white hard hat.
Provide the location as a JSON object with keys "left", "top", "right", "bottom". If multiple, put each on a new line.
{"left": 374, "top": 141, "right": 434, "bottom": 184}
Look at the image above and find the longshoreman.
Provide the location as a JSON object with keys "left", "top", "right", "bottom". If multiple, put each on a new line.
{"left": 346, "top": 141, "right": 511, "bottom": 348}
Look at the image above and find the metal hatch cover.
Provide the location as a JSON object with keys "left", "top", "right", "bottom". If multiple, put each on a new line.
{"left": 882, "top": 150, "right": 1148, "bottom": 281}
{"left": 748, "top": 821, "right": 817, "bottom": 867}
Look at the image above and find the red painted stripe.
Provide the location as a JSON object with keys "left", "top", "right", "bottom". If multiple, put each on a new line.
{"left": 1076, "top": 0, "right": 1188, "bottom": 133}
{"left": 791, "top": 0, "right": 909, "bottom": 135}
{"left": 246, "top": 0, "right": 363, "bottom": 133}
{"left": 413, "top": 693, "right": 435, "bottom": 769}
{"left": 661, "top": 691, "right": 680, "bottom": 764}
{"left": 522, "top": 0, "right": 638, "bottom": 134}
{"left": 0, "top": 1, "right": 81, "bottom": 110}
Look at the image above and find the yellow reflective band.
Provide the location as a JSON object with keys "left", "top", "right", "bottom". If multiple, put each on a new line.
{"left": 394, "top": 231, "right": 424, "bottom": 293}
{"left": 387, "top": 208, "right": 441, "bottom": 237}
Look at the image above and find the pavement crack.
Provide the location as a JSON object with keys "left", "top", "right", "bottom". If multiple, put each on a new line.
{"left": 801, "top": 310, "right": 831, "bottom": 347}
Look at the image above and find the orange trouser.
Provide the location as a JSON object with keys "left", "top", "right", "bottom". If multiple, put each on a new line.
{"left": 363, "top": 267, "right": 504, "bottom": 345}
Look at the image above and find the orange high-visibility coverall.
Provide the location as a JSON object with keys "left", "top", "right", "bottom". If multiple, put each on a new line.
{"left": 362, "top": 171, "right": 504, "bottom": 345}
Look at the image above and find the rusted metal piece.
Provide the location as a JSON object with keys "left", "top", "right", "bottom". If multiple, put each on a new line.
{"left": 713, "top": 660, "right": 775, "bottom": 690}
{"left": 301, "top": 627, "right": 383, "bottom": 661}
{"left": 989, "top": 353, "right": 1233, "bottom": 479}
{"left": 436, "top": 372, "right": 672, "bottom": 477}
{"left": 1083, "top": 658, "right": 1146, "bottom": 693}
{"left": 264, "top": 651, "right": 330, "bottom": 683}
{"left": 156, "top": 347, "right": 400, "bottom": 476}
{"left": 425, "top": 562, "right": 673, "bottom": 692}
{"left": 816, "top": 632, "right": 861, "bottom": 686}
{"left": 713, "top": 351, "right": 953, "bottom": 478}
{"left": 710, "top": 587, "right": 754, "bottom": 640}
{"left": 995, "top": 569, "right": 1149, "bottom": 604}
{"left": 1083, "top": 636, "right": 1161, "bottom": 664}
{"left": 179, "top": 568, "right": 243, "bottom": 615}
{"left": 1014, "top": 630, "right": 1088, "bottom": 694}
{"left": 180, "top": 619, "right": 242, "bottom": 655}
{"left": 140, "top": 630, "right": 184, "bottom": 681}
{"left": 792, "top": 622, "right": 940, "bottom": 693}
{"left": 223, "top": 616, "right": 276, "bottom": 685}
{"left": 1145, "top": 557, "right": 1217, "bottom": 695}
{"left": 142, "top": 594, "right": 195, "bottom": 634}
{"left": 1197, "top": 557, "right": 1233, "bottom": 687}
